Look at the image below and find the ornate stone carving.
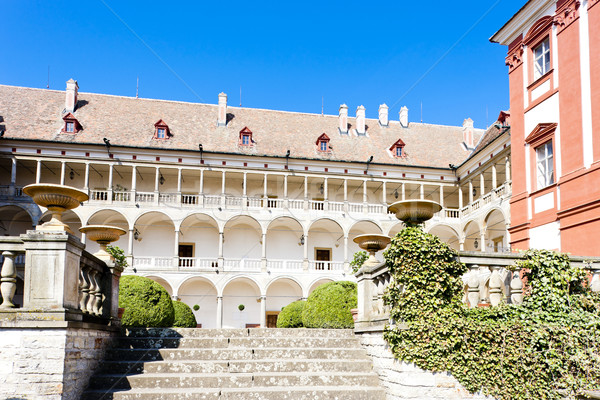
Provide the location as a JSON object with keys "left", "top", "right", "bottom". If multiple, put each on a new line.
{"left": 553, "top": 0, "right": 581, "bottom": 33}
{"left": 510, "top": 267, "right": 524, "bottom": 305}
{"left": 505, "top": 45, "right": 523, "bottom": 72}
{"left": 488, "top": 266, "right": 504, "bottom": 306}
{"left": 467, "top": 264, "right": 481, "bottom": 308}
{"left": 23, "top": 183, "right": 88, "bottom": 234}
{"left": 0, "top": 251, "right": 17, "bottom": 308}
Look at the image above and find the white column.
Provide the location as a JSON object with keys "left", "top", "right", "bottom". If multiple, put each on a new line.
{"left": 108, "top": 164, "right": 114, "bottom": 189}
{"left": 261, "top": 233, "right": 266, "bottom": 259}
{"left": 419, "top": 184, "right": 424, "bottom": 200}
{"left": 468, "top": 181, "right": 473, "bottom": 204}
{"left": 177, "top": 168, "right": 182, "bottom": 193}
{"left": 131, "top": 166, "right": 137, "bottom": 191}
{"left": 343, "top": 179, "right": 348, "bottom": 202}
{"left": 492, "top": 164, "right": 497, "bottom": 189}
{"left": 382, "top": 181, "right": 387, "bottom": 204}
{"left": 10, "top": 158, "right": 17, "bottom": 185}
{"left": 401, "top": 183, "right": 406, "bottom": 200}
{"left": 155, "top": 168, "right": 160, "bottom": 192}
{"left": 84, "top": 163, "right": 90, "bottom": 189}
{"left": 243, "top": 172, "right": 247, "bottom": 197}
{"left": 363, "top": 180, "right": 367, "bottom": 203}
{"left": 218, "top": 231, "right": 224, "bottom": 258}
{"left": 221, "top": 170, "right": 226, "bottom": 195}
{"left": 439, "top": 185, "right": 444, "bottom": 208}
{"left": 60, "top": 162, "right": 66, "bottom": 185}
{"left": 303, "top": 233, "right": 309, "bottom": 260}
{"left": 479, "top": 174, "right": 484, "bottom": 198}
{"left": 199, "top": 169, "right": 204, "bottom": 194}
{"left": 263, "top": 174, "right": 268, "bottom": 198}
{"left": 284, "top": 174, "right": 288, "bottom": 198}
{"left": 480, "top": 230, "right": 486, "bottom": 253}
{"left": 174, "top": 229, "right": 180, "bottom": 257}
{"left": 324, "top": 177, "right": 328, "bottom": 201}
{"left": 458, "top": 186, "right": 463, "bottom": 208}
{"left": 343, "top": 235, "right": 349, "bottom": 265}
{"left": 216, "top": 296, "right": 223, "bottom": 329}
{"left": 260, "top": 295, "right": 267, "bottom": 328}
{"left": 127, "top": 228, "right": 134, "bottom": 257}
{"left": 505, "top": 156, "right": 511, "bottom": 182}
{"left": 36, "top": 160, "right": 41, "bottom": 183}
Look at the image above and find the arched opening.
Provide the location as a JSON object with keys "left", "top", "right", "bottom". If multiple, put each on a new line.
{"left": 428, "top": 224, "right": 461, "bottom": 250}
{"left": 463, "top": 220, "right": 482, "bottom": 252}
{"left": 40, "top": 210, "right": 82, "bottom": 239}
{"left": 132, "top": 212, "right": 175, "bottom": 269}
{"left": 308, "top": 278, "right": 334, "bottom": 296}
{"left": 86, "top": 210, "right": 129, "bottom": 255}
{"left": 177, "top": 277, "right": 217, "bottom": 328}
{"left": 222, "top": 277, "right": 261, "bottom": 328}
{"left": 348, "top": 220, "right": 383, "bottom": 260}
{"left": 180, "top": 213, "right": 219, "bottom": 267}
{"left": 223, "top": 216, "right": 262, "bottom": 270}
{"left": 387, "top": 222, "right": 405, "bottom": 239}
{"left": 266, "top": 217, "right": 304, "bottom": 271}
{"left": 143, "top": 275, "right": 173, "bottom": 296}
{"left": 307, "top": 219, "right": 344, "bottom": 271}
{"left": 485, "top": 209, "right": 508, "bottom": 252}
{"left": 0, "top": 206, "right": 34, "bottom": 236}
{"left": 265, "top": 278, "right": 303, "bottom": 327}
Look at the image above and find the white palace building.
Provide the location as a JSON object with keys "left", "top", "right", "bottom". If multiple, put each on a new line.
{"left": 0, "top": 80, "right": 511, "bottom": 328}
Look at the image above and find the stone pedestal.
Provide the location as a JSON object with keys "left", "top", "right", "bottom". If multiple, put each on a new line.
{"left": 20, "top": 230, "right": 85, "bottom": 321}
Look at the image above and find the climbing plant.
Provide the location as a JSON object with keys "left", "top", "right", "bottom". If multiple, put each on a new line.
{"left": 350, "top": 250, "right": 368, "bottom": 274}
{"left": 383, "top": 226, "right": 600, "bottom": 400}
{"left": 106, "top": 245, "right": 128, "bottom": 269}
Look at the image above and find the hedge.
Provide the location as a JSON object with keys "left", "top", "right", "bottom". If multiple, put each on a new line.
{"left": 118, "top": 275, "right": 175, "bottom": 328}
{"left": 172, "top": 301, "right": 197, "bottom": 328}
{"left": 277, "top": 300, "right": 306, "bottom": 328}
{"left": 302, "top": 281, "right": 357, "bottom": 329}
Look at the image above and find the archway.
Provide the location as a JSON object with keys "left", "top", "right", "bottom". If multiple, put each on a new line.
{"left": 307, "top": 219, "right": 344, "bottom": 270}
{"left": 40, "top": 210, "right": 82, "bottom": 239}
{"left": 223, "top": 216, "right": 262, "bottom": 265}
{"left": 180, "top": 213, "right": 219, "bottom": 266}
{"left": 308, "top": 278, "right": 334, "bottom": 296}
{"left": 265, "top": 278, "right": 303, "bottom": 327}
{"left": 86, "top": 210, "right": 129, "bottom": 254}
{"left": 222, "top": 277, "right": 261, "bottom": 328}
{"left": 428, "top": 224, "right": 461, "bottom": 251}
{"left": 133, "top": 212, "right": 175, "bottom": 259}
{"left": 463, "top": 220, "right": 482, "bottom": 252}
{"left": 177, "top": 277, "right": 217, "bottom": 328}
{"left": 143, "top": 275, "right": 173, "bottom": 296}
{"left": 387, "top": 222, "right": 405, "bottom": 239}
{"left": 0, "top": 205, "right": 33, "bottom": 236}
{"left": 348, "top": 220, "right": 383, "bottom": 261}
{"left": 485, "top": 209, "right": 508, "bottom": 252}
{"left": 266, "top": 217, "right": 304, "bottom": 270}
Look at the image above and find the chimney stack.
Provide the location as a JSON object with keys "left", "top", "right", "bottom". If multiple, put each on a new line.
{"left": 378, "top": 104, "right": 389, "bottom": 127}
{"left": 218, "top": 92, "right": 227, "bottom": 126}
{"left": 339, "top": 104, "right": 348, "bottom": 134}
{"left": 356, "top": 105, "right": 366, "bottom": 135}
{"left": 399, "top": 106, "right": 409, "bottom": 128}
{"left": 463, "top": 118, "right": 474, "bottom": 148}
{"left": 65, "top": 79, "right": 78, "bottom": 113}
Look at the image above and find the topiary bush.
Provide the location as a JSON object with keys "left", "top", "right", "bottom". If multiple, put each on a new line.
{"left": 302, "top": 281, "right": 357, "bottom": 329}
{"left": 383, "top": 226, "right": 600, "bottom": 400}
{"left": 118, "top": 275, "right": 175, "bottom": 328}
{"left": 277, "top": 300, "right": 306, "bottom": 328}
{"left": 172, "top": 301, "right": 197, "bottom": 328}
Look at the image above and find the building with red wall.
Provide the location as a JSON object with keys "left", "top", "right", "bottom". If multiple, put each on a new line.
{"left": 491, "top": 0, "right": 600, "bottom": 256}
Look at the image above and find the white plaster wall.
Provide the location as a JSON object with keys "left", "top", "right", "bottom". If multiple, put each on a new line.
{"left": 222, "top": 280, "right": 261, "bottom": 328}
{"left": 266, "top": 280, "right": 303, "bottom": 312}
{"left": 308, "top": 230, "right": 344, "bottom": 262}
{"left": 524, "top": 92, "right": 559, "bottom": 135}
{"left": 178, "top": 279, "right": 218, "bottom": 328}
{"left": 529, "top": 221, "right": 560, "bottom": 251}
{"left": 224, "top": 223, "right": 261, "bottom": 259}
{"left": 266, "top": 228, "right": 303, "bottom": 259}
{"left": 133, "top": 225, "right": 174, "bottom": 257}
{"left": 180, "top": 223, "right": 219, "bottom": 258}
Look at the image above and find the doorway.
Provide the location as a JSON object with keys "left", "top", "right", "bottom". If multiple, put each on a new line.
{"left": 315, "top": 248, "right": 331, "bottom": 270}
{"left": 178, "top": 244, "right": 194, "bottom": 267}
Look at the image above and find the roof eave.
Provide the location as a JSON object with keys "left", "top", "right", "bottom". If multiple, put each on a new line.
{"left": 490, "top": 0, "right": 555, "bottom": 45}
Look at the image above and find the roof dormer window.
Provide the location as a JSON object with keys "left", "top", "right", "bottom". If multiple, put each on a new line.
{"left": 389, "top": 138, "right": 406, "bottom": 158}
{"left": 154, "top": 119, "right": 170, "bottom": 139}
{"left": 316, "top": 133, "right": 331, "bottom": 153}
{"left": 239, "top": 127, "right": 253, "bottom": 146}
{"left": 62, "top": 113, "right": 81, "bottom": 134}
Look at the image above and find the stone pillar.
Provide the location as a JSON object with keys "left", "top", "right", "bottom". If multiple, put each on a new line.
{"left": 363, "top": 180, "right": 367, "bottom": 203}
{"left": 243, "top": 172, "right": 247, "bottom": 197}
{"left": 303, "top": 232, "right": 309, "bottom": 271}
{"left": 458, "top": 186, "right": 463, "bottom": 208}
{"left": 199, "top": 169, "right": 204, "bottom": 194}
{"left": 60, "top": 162, "right": 66, "bottom": 185}
{"left": 0, "top": 251, "right": 17, "bottom": 308}
{"left": 480, "top": 230, "right": 486, "bottom": 252}
{"left": 401, "top": 183, "right": 405, "bottom": 200}
{"left": 263, "top": 173, "right": 268, "bottom": 208}
{"left": 479, "top": 173, "right": 484, "bottom": 198}
{"left": 382, "top": 181, "right": 387, "bottom": 204}
{"left": 36, "top": 160, "right": 41, "bottom": 183}
{"left": 174, "top": 229, "right": 180, "bottom": 258}
{"left": 108, "top": 164, "right": 114, "bottom": 204}
{"left": 343, "top": 179, "right": 348, "bottom": 201}
{"left": 127, "top": 228, "right": 134, "bottom": 258}
{"left": 216, "top": 296, "right": 223, "bottom": 328}
{"left": 177, "top": 168, "right": 182, "bottom": 193}
{"left": 221, "top": 170, "right": 226, "bottom": 195}
{"left": 439, "top": 185, "right": 444, "bottom": 208}
{"left": 260, "top": 295, "right": 267, "bottom": 328}
{"left": 10, "top": 157, "right": 17, "bottom": 187}
{"left": 21, "top": 231, "right": 85, "bottom": 319}
{"left": 154, "top": 168, "right": 160, "bottom": 206}
{"left": 419, "top": 184, "right": 424, "bottom": 200}
{"left": 468, "top": 181, "right": 473, "bottom": 204}
{"left": 218, "top": 231, "right": 224, "bottom": 261}
{"left": 492, "top": 164, "right": 497, "bottom": 189}
{"left": 84, "top": 163, "right": 90, "bottom": 190}
{"left": 284, "top": 174, "right": 288, "bottom": 199}
{"left": 323, "top": 177, "right": 328, "bottom": 201}
{"left": 505, "top": 156, "right": 511, "bottom": 182}
{"left": 343, "top": 235, "right": 349, "bottom": 272}
{"left": 261, "top": 233, "right": 266, "bottom": 261}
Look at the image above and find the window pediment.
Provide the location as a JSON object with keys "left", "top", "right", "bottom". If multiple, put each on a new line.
{"left": 316, "top": 133, "right": 331, "bottom": 152}
{"left": 525, "top": 123, "right": 557, "bottom": 145}
{"left": 62, "top": 113, "right": 82, "bottom": 133}
{"left": 239, "top": 127, "right": 253, "bottom": 146}
{"left": 389, "top": 138, "right": 406, "bottom": 158}
{"left": 154, "top": 119, "right": 170, "bottom": 139}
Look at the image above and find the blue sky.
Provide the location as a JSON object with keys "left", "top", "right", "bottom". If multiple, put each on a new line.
{"left": 2, "top": 0, "right": 524, "bottom": 128}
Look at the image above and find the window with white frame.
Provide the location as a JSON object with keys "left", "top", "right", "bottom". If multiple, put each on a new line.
{"left": 156, "top": 127, "right": 166, "bottom": 139}
{"left": 536, "top": 141, "right": 554, "bottom": 189}
{"left": 533, "top": 37, "right": 550, "bottom": 80}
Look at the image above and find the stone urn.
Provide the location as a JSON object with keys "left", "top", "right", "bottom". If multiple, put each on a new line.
{"left": 79, "top": 225, "right": 126, "bottom": 260}
{"left": 23, "top": 183, "right": 89, "bottom": 234}
{"left": 353, "top": 234, "right": 391, "bottom": 267}
{"left": 387, "top": 199, "right": 442, "bottom": 224}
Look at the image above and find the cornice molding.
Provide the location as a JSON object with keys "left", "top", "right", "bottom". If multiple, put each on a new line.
{"left": 505, "top": 44, "right": 524, "bottom": 72}
{"left": 490, "top": 0, "right": 556, "bottom": 45}
{"left": 553, "top": 0, "right": 581, "bottom": 33}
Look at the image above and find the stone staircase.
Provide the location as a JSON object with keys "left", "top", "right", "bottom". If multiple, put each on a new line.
{"left": 83, "top": 328, "right": 386, "bottom": 400}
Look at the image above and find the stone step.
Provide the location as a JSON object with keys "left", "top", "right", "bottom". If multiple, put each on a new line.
{"left": 98, "top": 359, "right": 374, "bottom": 375}
{"left": 84, "top": 386, "right": 387, "bottom": 400}
{"left": 105, "top": 347, "right": 368, "bottom": 362}
{"left": 117, "top": 336, "right": 360, "bottom": 349}
{"left": 124, "top": 328, "right": 355, "bottom": 339}
{"left": 89, "top": 372, "right": 381, "bottom": 390}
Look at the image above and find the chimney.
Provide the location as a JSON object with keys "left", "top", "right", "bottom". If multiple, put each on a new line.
{"left": 463, "top": 118, "right": 474, "bottom": 148}
{"left": 378, "top": 104, "right": 389, "bottom": 127}
{"left": 356, "top": 105, "right": 366, "bottom": 135}
{"left": 218, "top": 92, "right": 227, "bottom": 126}
{"left": 399, "top": 106, "right": 409, "bottom": 128}
{"left": 65, "top": 79, "right": 78, "bottom": 113}
{"left": 339, "top": 104, "right": 348, "bottom": 134}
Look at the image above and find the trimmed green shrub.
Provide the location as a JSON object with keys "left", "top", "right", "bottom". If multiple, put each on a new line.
{"left": 302, "top": 281, "right": 357, "bottom": 329}
{"left": 277, "top": 300, "right": 306, "bottom": 328}
{"left": 193, "top": 304, "right": 200, "bottom": 311}
{"left": 238, "top": 304, "right": 245, "bottom": 311}
{"left": 172, "top": 301, "right": 197, "bottom": 328}
{"left": 118, "top": 275, "right": 175, "bottom": 328}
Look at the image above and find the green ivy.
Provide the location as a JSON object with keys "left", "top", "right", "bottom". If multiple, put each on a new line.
{"left": 383, "top": 226, "right": 600, "bottom": 400}
{"left": 350, "top": 251, "right": 368, "bottom": 274}
{"left": 106, "top": 245, "right": 128, "bottom": 269}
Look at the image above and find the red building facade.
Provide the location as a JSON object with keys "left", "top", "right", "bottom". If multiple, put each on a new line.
{"left": 492, "top": 0, "right": 600, "bottom": 256}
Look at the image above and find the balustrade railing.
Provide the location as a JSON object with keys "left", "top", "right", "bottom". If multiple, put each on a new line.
{"left": 182, "top": 194, "right": 198, "bottom": 205}
{"left": 113, "top": 191, "right": 130, "bottom": 202}
{"left": 135, "top": 191, "right": 155, "bottom": 203}
{"left": 348, "top": 202, "right": 363, "bottom": 213}
{"left": 178, "top": 257, "right": 218, "bottom": 270}
{"left": 247, "top": 197, "right": 263, "bottom": 208}
{"left": 309, "top": 260, "right": 344, "bottom": 271}
{"left": 267, "top": 259, "right": 303, "bottom": 271}
{"left": 288, "top": 199, "right": 304, "bottom": 209}
{"left": 329, "top": 201, "right": 344, "bottom": 212}
{"left": 90, "top": 190, "right": 108, "bottom": 201}
{"left": 205, "top": 195, "right": 221, "bottom": 206}
{"left": 159, "top": 193, "right": 178, "bottom": 204}
{"left": 309, "top": 200, "right": 324, "bottom": 211}
{"left": 223, "top": 258, "right": 262, "bottom": 271}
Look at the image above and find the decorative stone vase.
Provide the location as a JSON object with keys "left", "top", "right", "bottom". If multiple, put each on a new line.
{"left": 79, "top": 225, "right": 126, "bottom": 260}
{"left": 353, "top": 234, "right": 391, "bottom": 267}
{"left": 23, "top": 183, "right": 89, "bottom": 234}
{"left": 387, "top": 199, "right": 442, "bottom": 224}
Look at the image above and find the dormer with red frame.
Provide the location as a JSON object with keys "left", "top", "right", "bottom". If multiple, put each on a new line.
{"left": 154, "top": 119, "right": 170, "bottom": 140}
{"left": 389, "top": 138, "right": 406, "bottom": 158}
{"left": 62, "top": 113, "right": 82, "bottom": 134}
{"left": 316, "top": 133, "right": 331, "bottom": 152}
{"left": 239, "top": 127, "right": 253, "bottom": 146}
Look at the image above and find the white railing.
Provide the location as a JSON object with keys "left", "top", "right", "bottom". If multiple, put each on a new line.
{"left": 367, "top": 204, "right": 384, "bottom": 214}
{"left": 288, "top": 199, "right": 304, "bottom": 209}
{"left": 267, "top": 198, "right": 283, "bottom": 209}
{"left": 182, "top": 194, "right": 198, "bottom": 205}
{"left": 15, "top": 187, "right": 23, "bottom": 197}
{"left": 205, "top": 195, "right": 221, "bottom": 206}
{"left": 267, "top": 259, "right": 303, "bottom": 271}
{"left": 159, "top": 193, "right": 178, "bottom": 204}
{"left": 348, "top": 203, "right": 363, "bottom": 213}
{"left": 309, "top": 260, "right": 345, "bottom": 271}
{"left": 113, "top": 191, "right": 130, "bottom": 202}
{"left": 223, "top": 258, "right": 262, "bottom": 271}
{"left": 247, "top": 197, "right": 263, "bottom": 208}
{"left": 445, "top": 209, "right": 460, "bottom": 219}
{"left": 308, "top": 200, "right": 323, "bottom": 211}
{"left": 178, "top": 257, "right": 218, "bottom": 269}
{"left": 482, "top": 192, "right": 493, "bottom": 205}
{"left": 135, "top": 192, "right": 155, "bottom": 203}
{"left": 329, "top": 201, "right": 344, "bottom": 212}
{"left": 90, "top": 190, "right": 108, "bottom": 201}
{"left": 132, "top": 256, "right": 174, "bottom": 270}
{"left": 226, "top": 196, "right": 243, "bottom": 207}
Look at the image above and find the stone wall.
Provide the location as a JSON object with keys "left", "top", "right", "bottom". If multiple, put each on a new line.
{"left": 0, "top": 321, "right": 118, "bottom": 400}
{"left": 357, "top": 330, "right": 493, "bottom": 400}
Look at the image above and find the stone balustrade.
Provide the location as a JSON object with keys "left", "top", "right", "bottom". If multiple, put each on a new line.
{"left": 355, "top": 250, "right": 600, "bottom": 331}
